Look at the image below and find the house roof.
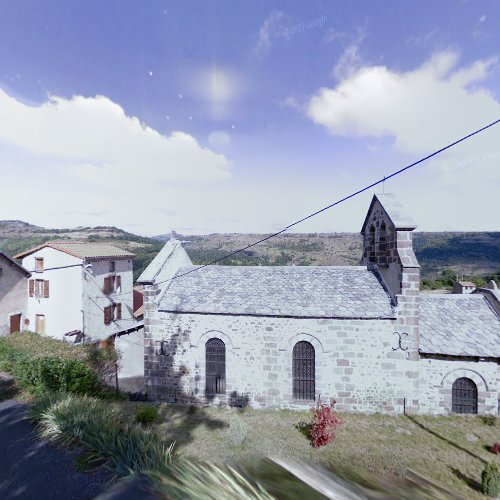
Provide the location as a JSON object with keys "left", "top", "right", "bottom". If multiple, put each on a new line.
{"left": 419, "top": 294, "right": 500, "bottom": 357}
{"left": 159, "top": 265, "right": 395, "bottom": 319}
{"left": 361, "top": 193, "right": 417, "bottom": 233}
{"left": 14, "top": 241, "right": 135, "bottom": 260}
{"left": 0, "top": 252, "right": 31, "bottom": 277}
{"left": 456, "top": 281, "right": 476, "bottom": 287}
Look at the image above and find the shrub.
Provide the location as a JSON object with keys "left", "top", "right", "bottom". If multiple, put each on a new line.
{"left": 491, "top": 442, "right": 500, "bottom": 455}
{"left": 482, "top": 415, "right": 497, "bottom": 427}
{"left": 0, "top": 333, "right": 107, "bottom": 395}
{"left": 481, "top": 462, "right": 500, "bottom": 497}
{"left": 309, "top": 400, "right": 342, "bottom": 448}
{"left": 84, "top": 342, "right": 121, "bottom": 386}
{"left": 148, "top": 461, "right": 274, "bottom": 500}
{"left": 228, "top": 413, "right": 247, "bottom": 446}
{"left": 16, "top": 357, "right": 99, "bottom": 395}
{"left": 135, "top": 403, "right": 160, "bottom": 424}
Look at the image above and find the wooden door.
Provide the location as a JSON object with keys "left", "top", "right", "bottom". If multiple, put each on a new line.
{"left": 35, "top": 315, "right": 45, "bottom": 335}
{"left": 9, "top": 314, "right": 21, "bottom": 334}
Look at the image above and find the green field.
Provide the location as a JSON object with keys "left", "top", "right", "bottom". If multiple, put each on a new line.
{"left": 121, "top": 402, "right": 499, "bottom": 499}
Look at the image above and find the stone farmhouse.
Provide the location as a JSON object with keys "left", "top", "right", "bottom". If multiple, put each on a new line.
{"left": 14, "top": 242, "right": 144, "bottom": 382}
{"left": 139, "top": 194, "right": 500, "bottom": 415}
{"left": 0, "top": 252, "right": 31, "bottom": 336}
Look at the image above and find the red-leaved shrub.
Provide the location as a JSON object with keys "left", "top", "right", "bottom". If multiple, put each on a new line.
{"left": 491, "top": 442, "right": 500, "bottom": 455}
{"left": 310, "top": 400, "right": 342, "bottom": 448}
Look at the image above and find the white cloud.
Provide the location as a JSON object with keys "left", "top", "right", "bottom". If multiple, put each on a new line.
{"left": 255, "top": 10, "right": 290, "bottom": 55}
{"left": 331, "top": 30, "right": 366, "bottom": 80}
{"left": 308, "top": 50, "right": 499, "bottom": 152}
{"left": 307, "top": 50, "right": 500, "bottom": 230}
{"left": 323, "top": 28, "right": 346, "bottom": 44}
{"left": 0, "top": 89, "right": 231, "bottom": 232}
{"left": 332, "top": 44, "right": 363, "bottom": 80}
{"left": 208, "top": 130, "right": 231, "bottom": 148}
{"left": 280, "top": 96, "right": 301, "bottom": 110}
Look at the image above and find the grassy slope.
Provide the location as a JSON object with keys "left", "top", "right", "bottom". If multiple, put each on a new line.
{"left": 143, "top": 404, "right": 498, "bottom": 499}
{"left": 1, "top": 221, "right": 499, "bottom": 282}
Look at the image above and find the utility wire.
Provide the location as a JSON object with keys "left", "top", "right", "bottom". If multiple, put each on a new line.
{"left": 152, "top": 117, "right": 500, "bottom": 286}
{"left": 19, "top": 118, "right": 500, "bottom": 288}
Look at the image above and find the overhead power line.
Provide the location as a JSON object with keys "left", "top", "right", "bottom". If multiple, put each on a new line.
{"left": 19, "top": 118, "right": 500, "bottom": 289}
{"left": 152, "top": 117, "right": 500, "bottom": 286}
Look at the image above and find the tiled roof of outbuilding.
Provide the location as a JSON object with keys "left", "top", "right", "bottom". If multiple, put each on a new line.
{"left": 159, "top": 265, "right": 395, "bottom": 318}
{"left": 419, "top": 294, "right": 500, "bottom": 357}
{"left": 14, "top": 241, "right": 135, "bottom": 260}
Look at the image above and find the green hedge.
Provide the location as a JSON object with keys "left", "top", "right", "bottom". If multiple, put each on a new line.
{"left": 0, "top": 334, "right": 100, "bottom": 396}
{"left": 16, "top": 357, "right": 99, "bottom": 395}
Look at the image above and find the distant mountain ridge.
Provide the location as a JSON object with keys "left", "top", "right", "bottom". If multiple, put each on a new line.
{"left": 1, "top": 221, "right": 499, "bottom": 283}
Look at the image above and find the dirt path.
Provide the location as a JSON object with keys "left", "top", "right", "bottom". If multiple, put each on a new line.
{"left": 0, "top": 398, "right": 113, "bottom": 499}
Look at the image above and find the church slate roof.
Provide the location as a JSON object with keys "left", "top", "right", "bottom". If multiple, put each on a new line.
{"left": 419, "top": 294, "right": 500, "bottom": 357}
{"left": 361, "top": 193, "right": 417, "bottom": 233}
{"left": 159, "top": 266, "right": 395, "bottom": 319}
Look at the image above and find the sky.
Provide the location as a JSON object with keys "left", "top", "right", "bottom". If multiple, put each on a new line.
{"left": 0, "top": 0, "right": 499, "bottom": 236}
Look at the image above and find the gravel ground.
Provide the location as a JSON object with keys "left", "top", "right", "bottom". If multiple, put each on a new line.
{"left": 0, "top": 399, "right": 114, "bottom": 499}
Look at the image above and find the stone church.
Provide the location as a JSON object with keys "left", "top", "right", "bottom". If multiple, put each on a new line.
{"left": 139, "top": 194, "right": 500, "bottom": 415}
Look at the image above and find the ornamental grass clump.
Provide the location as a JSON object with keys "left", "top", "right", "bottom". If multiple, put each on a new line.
{"left": 81, "top": 421, "right": 175, "bottom": 477}
{"left": 135, "top": 403, "right": 160, "bottom": 424}
{"left": 37, "top": 393, "right": 122, "bottom": 446}
{"left": 309, "top": 400, "right": 342, "bottom": 448}
{"left": 147, "top": 461, "right": 274, "bottom": 500}
{"left": 35, "top": 393, "right": 175, "bottom": 477}
{"left": 481, "top": 462, "right": 500, "bottom": 497}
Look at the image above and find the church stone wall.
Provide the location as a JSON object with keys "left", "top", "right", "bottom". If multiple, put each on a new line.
{"left": 419, "top": 357, "right": 498, "bottom": 415}
{"left": 145, "top": 312, "right": 421, "bottom": 413}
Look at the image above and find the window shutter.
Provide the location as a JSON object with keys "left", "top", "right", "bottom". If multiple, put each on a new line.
{"left": 103, "top": 277, "right": 110, "bottom": 295}
{"left": 104, "top": 306, "right": 111, "bottom": 325}
{"left": 43, "top": 280, "right": 50, "bottom": 298}
{"left": 116, "top": 275, "right": 121, "bottom": 290}
{"left": 29, "top": 280, "right": 34, "bottom": 297}
{"left": 116, "top": 303, "right": 122, "bottom": 320}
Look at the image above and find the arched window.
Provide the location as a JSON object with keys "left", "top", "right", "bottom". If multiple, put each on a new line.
{"left": 293, "top": 341, "right": 315, "bottom": 401}
{"left": 378, "top": 222, "right": 387, "bottom": 265}
{"left": 206, "top": 338, "right": 226, "bottom": 396}
{"left": 452, "top": 377, "right": 478, "bottom": 414}
{"left": 368, "top": 225, "right": 376, "bottom": 263}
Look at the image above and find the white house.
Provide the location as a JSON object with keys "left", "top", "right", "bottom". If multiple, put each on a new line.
{"left": 0, "top": 252, "right": 31, "bottom": 336}
{"left": 139, "top": 194, "right": 500, "bottom": 415}
{"left": 452, "top": 281, "right": 476, "bottom": 294}
{"left": 15, "top": 241, "right": 144, "bottom": 384}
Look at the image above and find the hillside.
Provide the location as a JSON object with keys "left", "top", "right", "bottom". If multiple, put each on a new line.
{"left": 1, "top": 221, "right": 499, "bottom": 285}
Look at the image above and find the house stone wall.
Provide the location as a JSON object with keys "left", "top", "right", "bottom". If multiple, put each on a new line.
{"left": 0, "top": 256, "right": 28, "bottom": 336}
{"left": 145, "top": 312, "right": 421, "bottom": 413}
{"left": 419, "top": 357, "right": 498, "bottom": 415}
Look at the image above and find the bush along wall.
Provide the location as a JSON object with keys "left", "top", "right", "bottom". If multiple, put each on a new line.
{"left": 0, "top": 333, "right": 113, "bottom": 396}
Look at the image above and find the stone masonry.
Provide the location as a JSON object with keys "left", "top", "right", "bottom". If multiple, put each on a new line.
{"left": 141, "top": 194, "right": 500, "bottom": 415}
